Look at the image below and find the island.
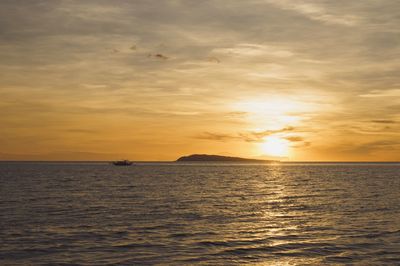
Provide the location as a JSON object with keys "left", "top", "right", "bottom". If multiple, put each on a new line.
{"left": 176, "top": 154, "right": 278, "bottom": 163}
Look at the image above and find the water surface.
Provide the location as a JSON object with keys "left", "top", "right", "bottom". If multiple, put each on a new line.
{"left": 1, "top": 162, "right": 399, "bottom": 265}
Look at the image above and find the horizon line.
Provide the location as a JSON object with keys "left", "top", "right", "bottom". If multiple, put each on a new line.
{"left": 0, "top": 160, "right": 399, "bottom": 163}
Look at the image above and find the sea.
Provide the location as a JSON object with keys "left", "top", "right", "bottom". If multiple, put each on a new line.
{"left": 0, "top": 162, "right": 399, "bottom": 265}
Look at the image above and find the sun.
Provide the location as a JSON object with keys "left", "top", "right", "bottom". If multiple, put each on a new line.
{"left": 261, "top": 136, "right": 289, "bottom": 157}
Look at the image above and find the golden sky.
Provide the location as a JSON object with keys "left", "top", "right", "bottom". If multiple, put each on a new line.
{"left": 0, "top": 0, "right": 399, "bottom": 161}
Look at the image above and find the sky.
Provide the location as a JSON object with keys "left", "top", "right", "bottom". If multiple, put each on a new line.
{"left": 0, "top": 0, "right": 399, "bottom": 161}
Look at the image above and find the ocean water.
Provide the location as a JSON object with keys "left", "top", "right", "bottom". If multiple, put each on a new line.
{"left": 0, "top": 162, "right": 399, "bottom": 265}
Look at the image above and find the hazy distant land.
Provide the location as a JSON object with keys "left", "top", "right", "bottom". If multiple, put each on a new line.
{"left": 176, "top": 154, "right": 277, "bottom": 163}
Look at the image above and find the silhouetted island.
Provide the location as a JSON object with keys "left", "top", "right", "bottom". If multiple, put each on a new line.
{"left": 176, "top": 154, "right": 277, "bottom": 163}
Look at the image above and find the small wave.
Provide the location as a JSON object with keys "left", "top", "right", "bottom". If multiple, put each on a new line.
{"left": 196, "top": 238, "right": 268, "bottom": 248}
{"left": 169, "top": 231, "right": 217, "bottom": 238}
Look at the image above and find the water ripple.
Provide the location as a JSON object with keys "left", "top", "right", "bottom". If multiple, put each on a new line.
{"left": 0, "top": 162, "right": 399, "bottom": 265}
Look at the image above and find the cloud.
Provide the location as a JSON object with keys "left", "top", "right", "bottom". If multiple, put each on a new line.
{"left": 206, "top": 56, "right": 220, "bottom": 63}
{"left": 359, "top": 89, "right": 400, "bottom": 98}
{"left": 284, "top": 136, "right": 304, "bottom": 142}
{"left": 226, "top": 111, "right": 247, "bottom": 117}
{"left": 213, "top": 43, "right": 294, "bottom": 58}
{"left": 196, "top": 132, "right": 238, "bottom": 142}
{"left": 265, "top": 0, "right": 361, "bottom": 26}
{"left": 342, "top": 140, "right": 400, "bottom": 154}
{"left": 196, "top": 127, "right": 295, "bottom": 142}
{"left": 148, "top": 53, "right": 169, "bottom": 60}
{"left": 240, "top": 127, "right": 295, "bottom": 142}
{"left": 370, "top": 120, "right": 396, "bottom": 124}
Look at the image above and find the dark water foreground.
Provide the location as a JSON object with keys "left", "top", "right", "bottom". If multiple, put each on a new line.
{"left": 1, "top": 162, "right": 399, "bottom": 265}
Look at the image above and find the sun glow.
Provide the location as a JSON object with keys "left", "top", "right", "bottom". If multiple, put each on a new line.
{"left": 261, "top": 136, "right": 290, "bottom": 157}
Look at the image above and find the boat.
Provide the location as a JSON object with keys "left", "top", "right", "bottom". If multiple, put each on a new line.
{"left": 112, "top": 160, "right": 133, "bottom": 166}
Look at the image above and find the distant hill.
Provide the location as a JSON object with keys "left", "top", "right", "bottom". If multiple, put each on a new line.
{"left": 176, "top": 154, "right": 277, "bottom": 163}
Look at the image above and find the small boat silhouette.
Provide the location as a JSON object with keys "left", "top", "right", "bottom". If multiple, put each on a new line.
{"left": 112, "top": 160, "right": 133, "bottom": 166}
